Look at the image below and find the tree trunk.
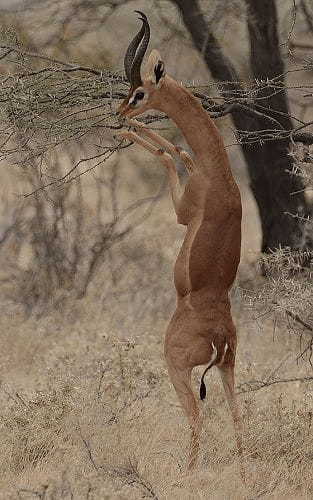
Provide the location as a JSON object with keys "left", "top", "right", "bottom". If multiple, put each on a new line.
{"left": 172, "top": 0, "right": 312, "bottom": 253}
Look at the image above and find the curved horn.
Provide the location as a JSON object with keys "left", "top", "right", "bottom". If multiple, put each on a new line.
{"left": 130, "top": 11, "right": 150, "bottom": 89}
{"left": 124, "top": 17, "right": 145, "bottom": 82}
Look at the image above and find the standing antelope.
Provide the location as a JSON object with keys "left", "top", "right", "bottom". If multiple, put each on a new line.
{"left": 118, "top": 12, "right": 243, "bottom": 471}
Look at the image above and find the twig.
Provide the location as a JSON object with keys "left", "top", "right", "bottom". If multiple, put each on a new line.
{"left": 281, "top": 0, "right": 297, "bottom": 47}
{"left": 237, "top": 375, "right": 313, "bottom": 395}
{"left": 79, "top": 435, "right": 99, "bottom": 472}
{"left": 104, "top": 459, "right": 159, "bottom": 499}
{"left": 272, "top": 300, "right": 313, "bottom": 335}
{"left": 0, "top": 44, "right": 108, "bottom": 77}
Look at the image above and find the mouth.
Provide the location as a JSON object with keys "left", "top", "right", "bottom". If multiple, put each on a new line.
{"left": 117, "top": 99, "right": 131, "bottom": 118}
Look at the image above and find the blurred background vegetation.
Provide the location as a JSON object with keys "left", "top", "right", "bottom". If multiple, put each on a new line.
{"left": 1, "top": 1, "right": 313, "bottom": 498}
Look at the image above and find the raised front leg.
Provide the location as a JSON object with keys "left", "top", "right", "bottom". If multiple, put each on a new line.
{"left": 118, "top": 129, "right": 182, "bottom": 216}
{"left": 127, "top": 119, "right": 197, "bottom": 174}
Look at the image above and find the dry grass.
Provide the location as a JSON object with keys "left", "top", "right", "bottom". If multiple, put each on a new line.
{"left": 1, "top": 292, "right": 313, "bottom": 499}
{"left": 1, "top": 174, "right": 313, "bottom": 499}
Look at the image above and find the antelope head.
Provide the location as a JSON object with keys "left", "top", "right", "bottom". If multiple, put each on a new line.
{"left": 118, "top": 11, "right": 166, "bottom": 119}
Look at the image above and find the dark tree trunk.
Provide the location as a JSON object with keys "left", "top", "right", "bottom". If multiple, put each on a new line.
{"left": 172, "top": 0, "right": 313, "bottom": 253}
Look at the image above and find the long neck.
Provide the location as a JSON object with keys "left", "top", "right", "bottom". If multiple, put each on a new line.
{"left": 156, "top": 76, "right": 235, "bottom": 187}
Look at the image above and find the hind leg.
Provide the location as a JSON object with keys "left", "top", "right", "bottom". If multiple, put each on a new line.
{"left": 164, "top": 336, "right": 218, "bottom": 469}
{"left": 218, "top": 355, "right": 245, "bottom": 482}
{"left": 165, "top": 355, "right": 202, "bottom": 469}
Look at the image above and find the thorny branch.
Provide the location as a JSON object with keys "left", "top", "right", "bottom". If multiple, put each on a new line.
{"left": 241, "top": 248, "right": 313, "bottom": 368}
{"left": 236, "top": 300, "right": 313, "bottom": 395}
{"left": 103, "top": 459, "right": 159, "bottom": 500}
{"left": 237, "top": 375, "right": 313, "bottom": 395}
{"left": 0, "top": 44, "right": 312, "bottom": 191}
{"left": 78, "top": 426, "right": 159, "bottom": 499}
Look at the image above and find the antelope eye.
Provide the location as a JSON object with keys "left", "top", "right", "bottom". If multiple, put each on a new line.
{"left": 135, "top": 91, "right": 145, "bottom": 100}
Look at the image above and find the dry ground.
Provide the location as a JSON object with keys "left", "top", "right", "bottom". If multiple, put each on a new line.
{"left": 0, "top": 145, "right": 313, "bottom": 500}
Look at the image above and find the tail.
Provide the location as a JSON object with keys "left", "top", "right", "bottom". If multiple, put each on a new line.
{"left": 199, "top": 365, "right": 212, "bottom": 400}
{"left": 199, "top": 342, "right": 218, "bottom": 400}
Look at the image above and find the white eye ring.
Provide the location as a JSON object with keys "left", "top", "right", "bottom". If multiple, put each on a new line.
{"left": 128, "top": 89, "right": 148, "bottom": 108}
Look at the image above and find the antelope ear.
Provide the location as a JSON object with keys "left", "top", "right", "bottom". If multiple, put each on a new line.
{"left": 144, "top": 49, "right": 166, "bottom": 86}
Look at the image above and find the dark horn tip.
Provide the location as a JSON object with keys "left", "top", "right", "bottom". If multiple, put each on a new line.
{"left": 134, "top": 10, "right": 147, "bottom": 20}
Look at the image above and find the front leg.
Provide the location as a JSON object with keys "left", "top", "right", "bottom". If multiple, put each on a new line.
{"left": 127, "top": 119, "right": 197, "bottom": 175}
{"left": 118, "top": 129, "right": 183, "bottom": 217}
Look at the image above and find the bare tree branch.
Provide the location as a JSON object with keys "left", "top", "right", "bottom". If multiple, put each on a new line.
{"left": 237, "top": 375, "right": 313, "bottom": 394}
{"left": 172, "top": 0, "right": 313, "bottom": 254}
